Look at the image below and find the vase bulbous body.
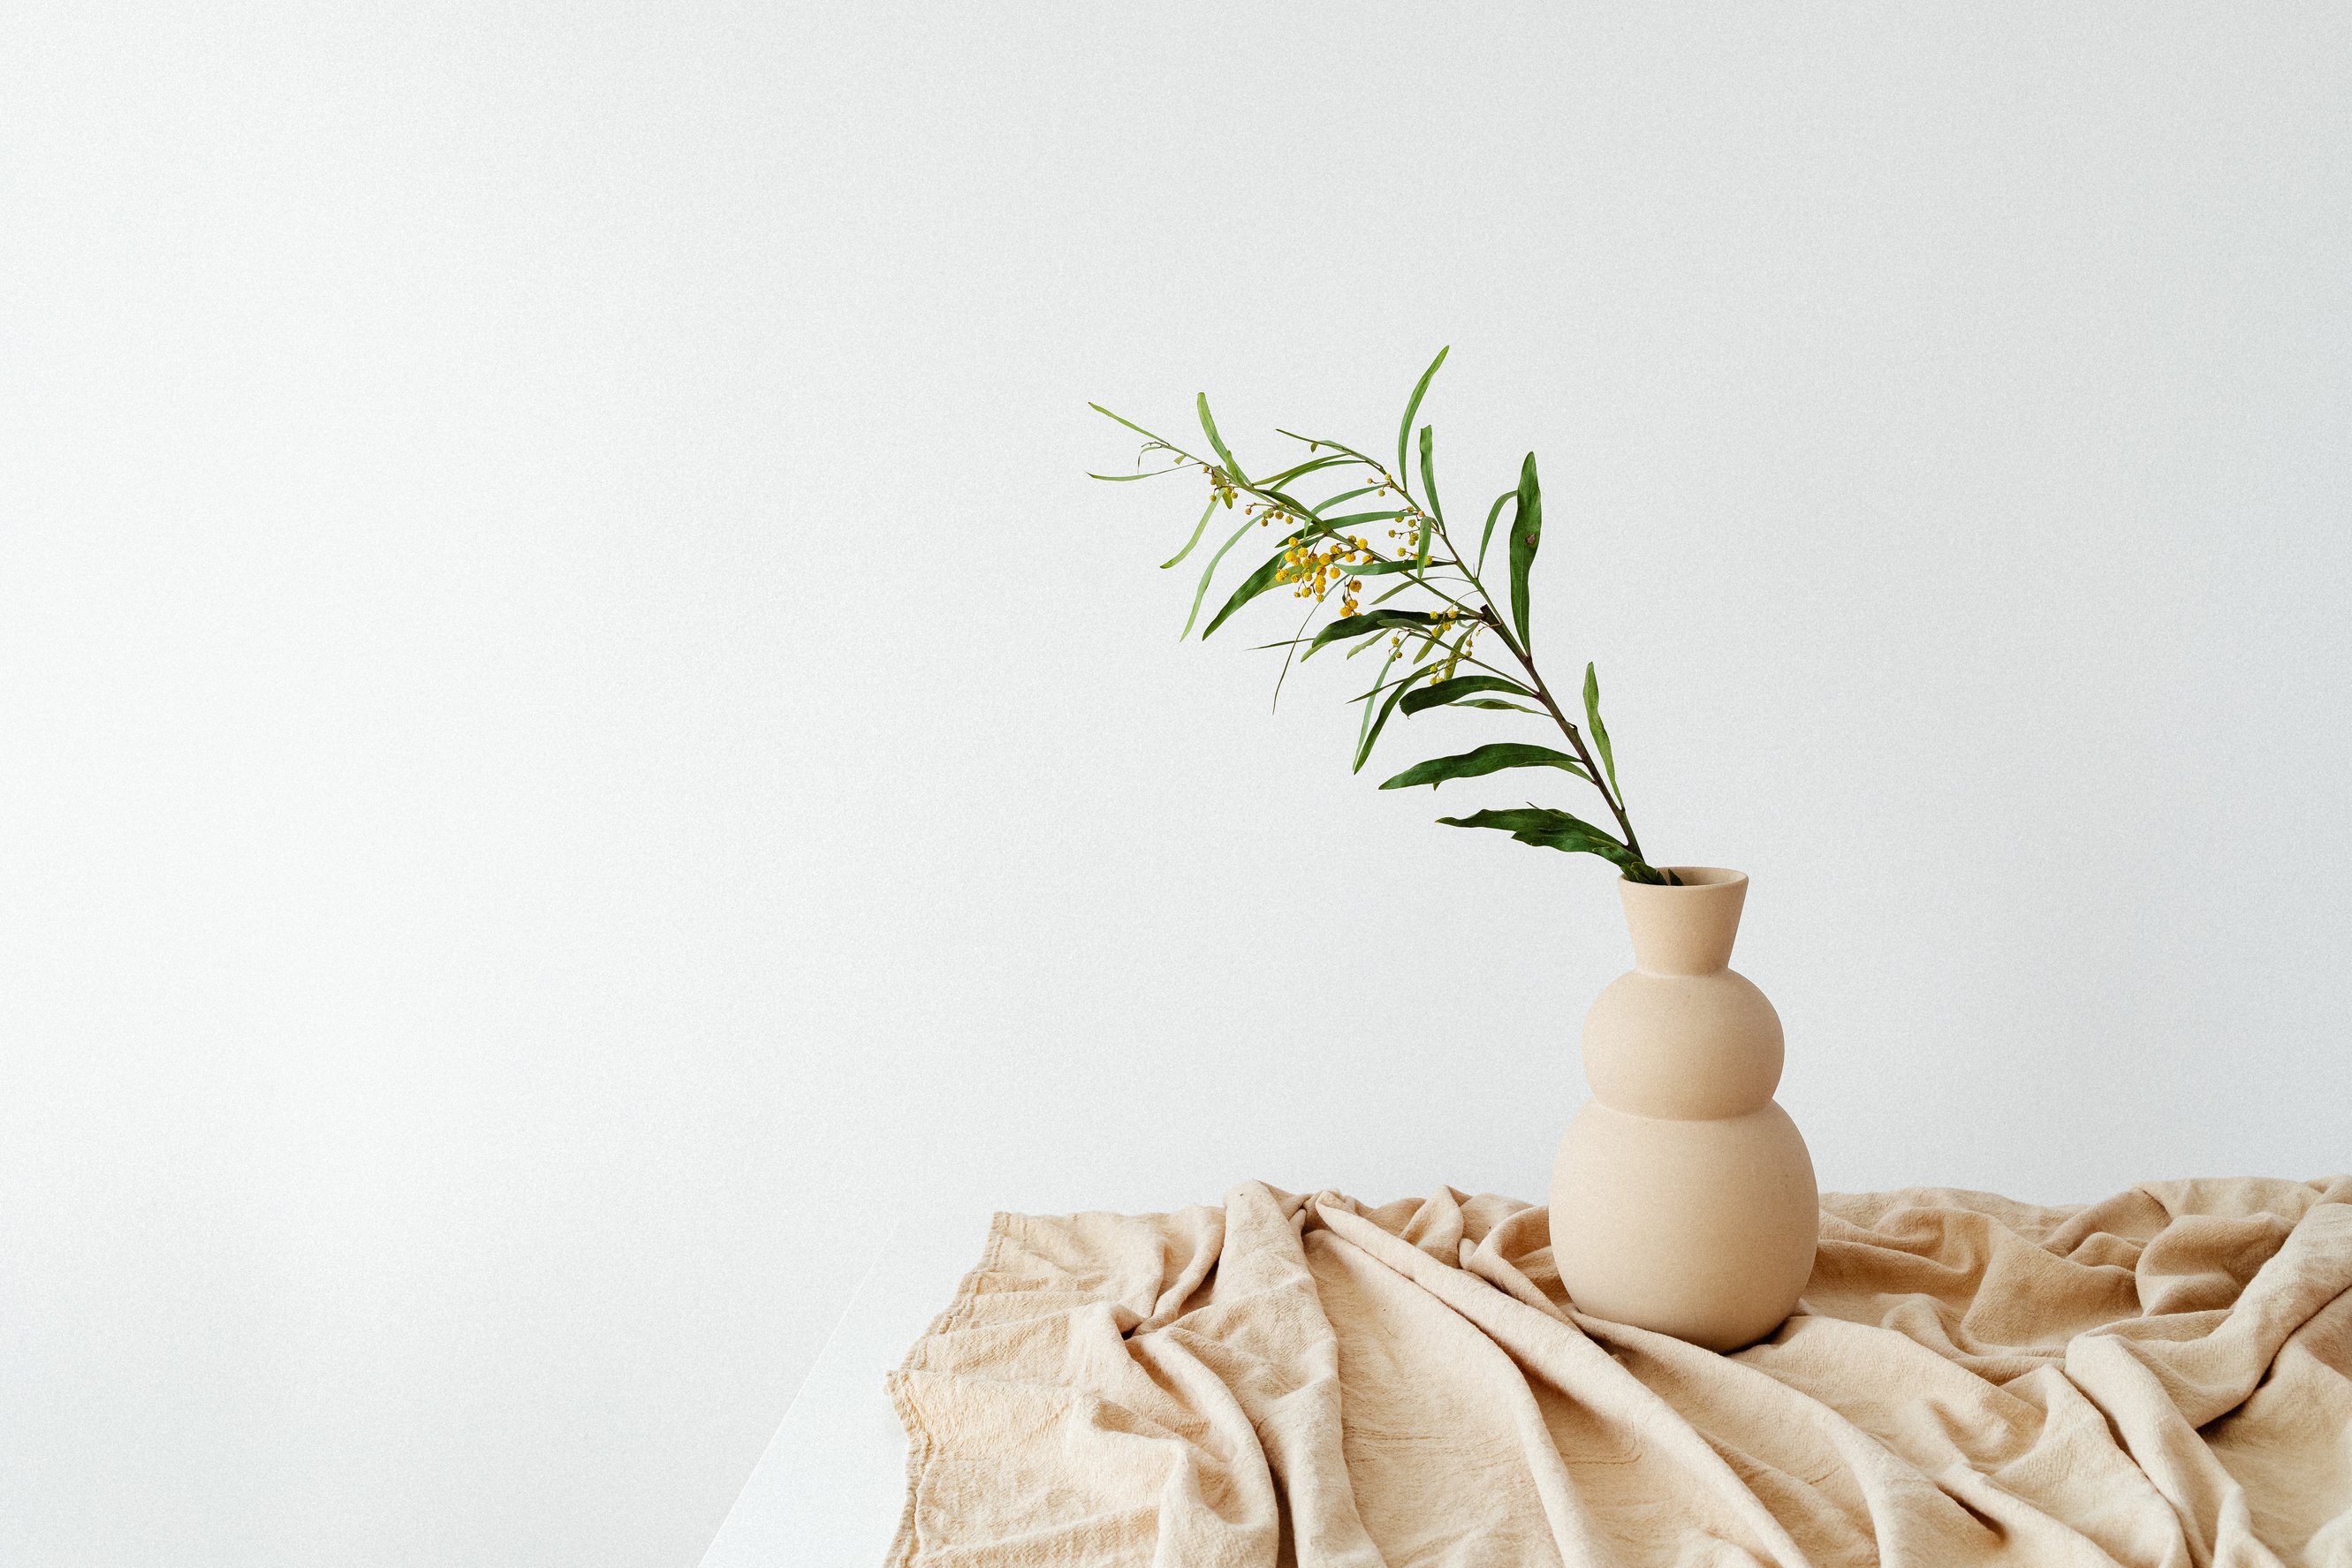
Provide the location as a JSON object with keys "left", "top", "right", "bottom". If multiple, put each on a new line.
{"left": 1549, "top": 868, "right": 1818, "bottom": 1352}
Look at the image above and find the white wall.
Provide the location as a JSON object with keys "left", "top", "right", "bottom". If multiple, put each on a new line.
{"left": 5, "top": 4, "right": 2348, "bottom": 1564}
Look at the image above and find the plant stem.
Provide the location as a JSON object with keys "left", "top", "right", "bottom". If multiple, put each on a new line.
{"left": 1475, "top": 604, "right": 1650, "bottom": 866}
{"left": 1324, "top": 466, "right": 1660, "bottom": 873}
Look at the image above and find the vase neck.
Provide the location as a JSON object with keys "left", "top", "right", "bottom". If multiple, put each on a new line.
{"left": 1619, "top": 868, "right": 1749, "bottom": 975}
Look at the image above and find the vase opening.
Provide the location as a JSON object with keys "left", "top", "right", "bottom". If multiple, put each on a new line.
{"left": 1650, "top": 866, "right": 1744, "bottom": 888}
{"left": 1618, "top": 867, "right": 1749, "bottom": 974}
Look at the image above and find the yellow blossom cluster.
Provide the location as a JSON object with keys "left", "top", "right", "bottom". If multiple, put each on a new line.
{"left": 1275, "top": 534, "right": 1374, "bottom": 614}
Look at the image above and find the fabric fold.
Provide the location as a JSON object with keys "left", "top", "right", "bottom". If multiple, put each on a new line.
{"left": 887, "top": 1178, "right": 2352, "bottom": 1567}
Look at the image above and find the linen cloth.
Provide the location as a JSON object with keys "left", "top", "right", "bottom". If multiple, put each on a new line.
{"left": 885, "top": 1177, "right": 2352, "bottom": 1567}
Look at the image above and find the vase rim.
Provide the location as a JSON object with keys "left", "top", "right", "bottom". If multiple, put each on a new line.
{"left": 1621, "top": 866, "right": 1746, "bottom": 889}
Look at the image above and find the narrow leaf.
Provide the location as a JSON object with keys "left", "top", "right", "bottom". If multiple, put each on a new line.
{"left": 1458, "top": 699, "right": 1545, "bottom": 713}
{"left": 1088, "top": 468, "right": 1183, "bottom": 482}
{"left": 1345, "top": 557, "right": 1426, "bottom": 577}
{"left": 1276, "top": 428, "right": 1385, "bottom": 469}
{"left": 1437, "top": 807, "right": 1640, "bottom": 871}
{"left": 1354, "top": 645, "right": 1402, "bottom": 756}
{"left": 1417, "top": 425, "right": 1445, "bottom": 526}
{"left": 1310, "top": 484, "right": 1382, "bottom": 517}
{"left": 1413, "top": 424, "right": 1441, "bottom": 570}
{"left": 1436, "top": 807, "right": 1609, "bottom": 839}
{"left": 1311, "top": 510, "right": 1413, "bottom": 529}
{"left": 1201, "top": 548, "right": 1291, "bottom": 638}
{"left": 1395, "top": 346, "right": 1449, "bottom": 494}
{"left": 1089, "top": 404, "right": 1194, "bottom": 458}
{"left": 1196, "top": 394, "right": 1248, "bottom": 486}
{"left": 1400, "top": 674, "right": 1536, "bottom": 716}
{"left": 1180, "top": 519, "right": 1258, "bottom": 639}
{"left": 1159, "top": 496, "right": 1218, "bottom": 569}
{"left": 1477, "top": 488, "right": 1514, "bottom": 575}
{"left": 1307, "top": 609, "right": 1436, "bottom": 654}
{"left": 1508, "top": 452, "right": 1543, "bottom": 649}
{"left": 1582, "top": 662, "right": 1620, "bottom": 798}
{"left": 1354, "top": 669, "right": 1419, "bottom": 772}
{"left": 1256, "top": 453, "right": 1354, "bottom": 491}
{"left": 1379, "top": 744, "right": 1592, "bottom": 792}
{"left": 1257, "top": 486, "right": 1323, "bottom": 519}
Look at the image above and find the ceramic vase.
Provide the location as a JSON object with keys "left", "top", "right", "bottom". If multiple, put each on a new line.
{"left": 1548, "top": 867, "right": 1817, "bottom": 1351}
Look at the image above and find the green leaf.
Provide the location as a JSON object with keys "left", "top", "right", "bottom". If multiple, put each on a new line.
{"left": 1255, "top": 453, "right": 1353, "bottom": 491}
{"left": 1582, "top": 662, "right": 1620, "bottom": 798}
{"left": 1354, "top": 668, "right": 1420, "bottom": 772}
{"left": 1256, "top": 486, "right": 1324, "bottom": 520}
{"left": 1310, "top": 484, "right": 1382, "bottom": 517}
{"left": 1345, "top": 557, "right": 1425, "bottom": 577}
{"left": 1436, "top": 807, "right": 1642, "bottom": 871}
{"left": 1417, "top": 425, "right": 1445, "bottom": 526}
{"left": 1437, "top": 807, "right": 1607, "bottom": 839}
{"left": 1414, "top": 521, "right": 1433, "bottom": 570}
{"left": 1201, "top": 547, "right": 1291, "bottom": 638}
{"left": 1275, "top": 428, "right": 1385, "bottom": 469}
{"left": 1396, "top": 346, "right": 1448, "bottom": 495}
{"left": 1458, "top": 699, "right": 1544, "bottom": 713}
{"left": 1180, "top": 519, "right": 1259, "bottom": 639}
{"left": 1400, "top": 674, "right": 1536, "bottom": 715}
{"left": 1380, "top": 743, "right": 1592, "bottom": 791}
{"left": 1354, "top": 644, "right": 1402, "bottom": 757}
{"left": 1476, "top": 488, "right": 1514, "bottom": 575}
{"left": 1310, "top": 510, "right": 1413, "bottom": 529}
{"left": 1159, "top": 496, "right": 1219, "bottom": 569}
{"left": 1088, "top": 468, "right": 1182, "bottom": 482}
{"left": 1508, "top": 452, "right": 1543, "bottom": 648}
{"left": 1307, "top": 609, "right": 1436, "bottom": 654}
{"left": 1196, "top": 394, "right": 1248, "bottom": 486}
{"left": 1089, "top": 404, "right": 1196, "bottom": 459}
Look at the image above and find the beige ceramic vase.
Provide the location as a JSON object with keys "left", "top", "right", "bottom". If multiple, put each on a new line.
{"left": 1549, "top": 867, "right": 1818, "bottom": 1352}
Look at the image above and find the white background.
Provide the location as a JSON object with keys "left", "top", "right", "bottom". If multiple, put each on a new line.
{"left": 5, "top": 4, "right": 2348, "bottom": 1564}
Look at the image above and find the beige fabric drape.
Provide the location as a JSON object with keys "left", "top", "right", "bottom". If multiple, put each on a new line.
{"left": 886, "top": 1178, "right": 2352, "bottom": 1566}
